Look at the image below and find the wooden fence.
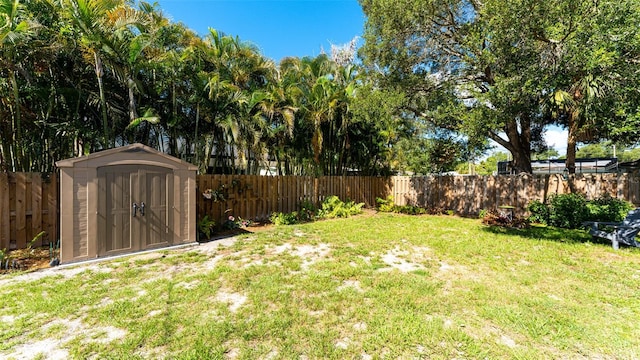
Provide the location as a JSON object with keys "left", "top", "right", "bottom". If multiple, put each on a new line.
{"left": 196, "top": 175, "right": 391, "bottom": 225}
{"left": 0, "top": 173, "right": 58, "bottom": 250}
{"left": 3, "top": 172, "right": 640, "bottom": 250}
{"left": 391, "top": 173, "right": 640, "bottom": 216}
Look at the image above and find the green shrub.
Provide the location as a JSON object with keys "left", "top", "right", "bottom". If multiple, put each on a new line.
{"left": 376, "top": 196, "right": 428, "bottom": 215}
{"left": 376, "top": 196, "right": 396, "bottom": 212}
{"left": 527, "top": 193, "right": 634, "bottom": 229}
{"left": 270, "top": 211, "right": 300, "bottom": 225}
{"left": 548, "top": 193, "right": 590, "bottom": 229}
{"left": 527, "top": 200, "right": 550, "bottom": 225}
{"left": 271, "top": 196, "right": 364, "bottom": 225}
{"left": 318, "top": 196, "right": 364, "bottom": 219}
{"left": 270, "top": 200, "right": 322, "bottom": 225}
{"left": 299, "top": 201, "right": 318, "bottom": 222}
{"left": 586, "top": 195, "right": 633, "bottom": 223}
{"left": 395, "top": 205, "right": 427, "bottom": 215}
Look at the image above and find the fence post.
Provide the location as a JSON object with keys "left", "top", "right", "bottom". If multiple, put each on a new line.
{"left": 0, "top": 173, "right": 9, "bottom": 249}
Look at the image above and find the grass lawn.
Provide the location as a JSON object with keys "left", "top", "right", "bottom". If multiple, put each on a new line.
{"left": 1, "top": 212, "right": 639, "bottom": 359}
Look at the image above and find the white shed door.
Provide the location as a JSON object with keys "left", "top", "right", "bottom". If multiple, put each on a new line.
{"left": 98, "top": 165, "right": 172, "bottom": 256}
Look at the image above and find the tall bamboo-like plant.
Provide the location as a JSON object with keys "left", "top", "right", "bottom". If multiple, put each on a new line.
{"left": 63, "top": 0, "right": 123, "bottom": 148}
{"left": 0, "top": 0, "right": 39, "bottom": 170}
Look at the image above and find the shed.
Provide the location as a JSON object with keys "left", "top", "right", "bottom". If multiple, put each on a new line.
{"left": 56, "top": 143, "right": 197, "bottom": 264}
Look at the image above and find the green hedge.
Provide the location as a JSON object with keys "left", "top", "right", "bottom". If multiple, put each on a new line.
{"left": 528, "top": 194, "right": 634, "bottom": 229}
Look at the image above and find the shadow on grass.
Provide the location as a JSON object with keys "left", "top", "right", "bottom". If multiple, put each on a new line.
{"left": 480, "top": 224, "right": 611, "bottom": 247}
{"left": 197, "top": 228, "right": 252, "bottom": 244}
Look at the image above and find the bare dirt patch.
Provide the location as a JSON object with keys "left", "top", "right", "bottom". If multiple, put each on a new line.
{"left": 378, "top": 246, "right": 431, "bottom": 272}
{"left": 270, "top": 243, "right": 332, "bottom": 270}
{"left": 3, "top": 318, "right": 127, "bottom": 360}
{"left": 216, "top": 290, "right": 247, "bottom": 313}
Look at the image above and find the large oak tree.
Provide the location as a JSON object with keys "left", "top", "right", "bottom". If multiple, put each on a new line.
{"left": 360, "top": 0, "right": 640, "bottom": 173}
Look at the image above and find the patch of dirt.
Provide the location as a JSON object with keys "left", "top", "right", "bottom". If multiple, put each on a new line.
{"left": 216, "top": 290, "right": 247, "bottom": 313}
{"left": 0, "top": 247, "right": 54, "bottom": 273}
{"left": 3, "top": 317, "right": 127, "bottom": 360}
{"left": 378, "top": 246, "right": 430, "bottom": 273}
{"left": 337, "top": 280, "right": 364, "bottom": 293}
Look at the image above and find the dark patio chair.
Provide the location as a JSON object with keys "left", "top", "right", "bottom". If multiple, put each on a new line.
{"left": 583, "top": 208, "right": 640, "bottom": 249}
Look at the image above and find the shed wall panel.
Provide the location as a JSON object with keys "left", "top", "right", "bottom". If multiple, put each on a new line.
{"left": 73, "top": 169, "right": 89, "bottom": 258}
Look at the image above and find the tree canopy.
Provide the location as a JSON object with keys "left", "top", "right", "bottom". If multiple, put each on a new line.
{"left": 360, "top": 0, "right": 640, "bottom": 173}
{"left": 4, "top": 0, "right": 640, "bottom": 175}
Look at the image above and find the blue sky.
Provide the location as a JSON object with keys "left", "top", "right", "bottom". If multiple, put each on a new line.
{"left": 156, "top": 0, "right": 365, "bottom": 63}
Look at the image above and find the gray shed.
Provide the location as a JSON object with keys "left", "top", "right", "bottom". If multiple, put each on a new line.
{"left": 56, "top": 143, "right": 197, "bottom": 264}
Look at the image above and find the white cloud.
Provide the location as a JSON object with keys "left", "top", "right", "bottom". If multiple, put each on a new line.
{"left": 544, "top": 127, "right": 568, "bottom": 156}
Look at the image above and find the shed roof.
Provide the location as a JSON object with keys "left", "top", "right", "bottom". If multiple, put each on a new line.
{"left": 56, "top": 143, "right": 198, "bottom": 171}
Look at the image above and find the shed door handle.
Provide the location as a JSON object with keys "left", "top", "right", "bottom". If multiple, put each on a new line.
{"left": 132, "top": 203, "right": 138, "bottom": 217}
{"left": 140, "top": 202, "right": 145, "bottom": 216}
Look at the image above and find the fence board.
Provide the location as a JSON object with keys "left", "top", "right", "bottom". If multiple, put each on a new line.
{"left": 47, "top": 174, "right": 57, "bottom": 246}
{"left": 32, "top": 175, "right": 42, "bottom": 246}
{"left": 0, "top": 173, "right": 9, "bottom": 249}
{"left": 15, "top": 173, "right": 27, "bottom": 249}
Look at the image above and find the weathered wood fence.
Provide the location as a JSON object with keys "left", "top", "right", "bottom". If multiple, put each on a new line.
{"left": 0, "top": 173, "right": 58, "bottom": 250}
{"left": 391, "top": 174, "right": 640, "bottom": 216}
{"left": 3, "top": 172, "right": 640, "bottom": 250}
{"left": 196, "top": 175, "right": 391, "bottom": 225}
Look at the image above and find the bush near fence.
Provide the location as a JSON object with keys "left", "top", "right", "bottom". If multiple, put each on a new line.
{"left": 2, "top": 172, "right": 639, "bottom": 250}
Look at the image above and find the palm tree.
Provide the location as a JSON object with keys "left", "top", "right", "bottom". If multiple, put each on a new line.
{"left": 63, "top": 0, "right": 124, "bottom": 147}
{"left": 198, "top": 29, "right": 274, "bottom": 174}
{"left": 548, "top": 74, "right": 603, "bottom": 174}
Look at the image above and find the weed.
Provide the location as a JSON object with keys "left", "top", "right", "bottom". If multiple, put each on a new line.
{"left": 376, "top": 195, "right": 396, "bottom": 212}
{"left": 376, "top": 196, "right": 427, "bottom": 215}
{"left": 27, "top": 231, "right": 46, "bottom": 252}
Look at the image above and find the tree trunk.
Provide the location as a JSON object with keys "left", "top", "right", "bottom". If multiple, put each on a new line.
{"left": 565, "top": 115, "right": 579, "bottom": 193}
{"left": 170, "top": 82, "right": 178, "bottom": 156}
{"left": 9, "top": 69, "right": 21, "bottom": 170}
{"left": 194, "top": 102, "right": 200, "bottom": 171}
{"left": 94, "top": 52, "right": 111, "bottom": 148}
{"left": 511, "top": 149, "right": 532, "bottom": 174}
{"left": 489, "top": 117, "right": 532, "bottom": 174}
{"left": 127, "top": 77, "right": 138, "bottom": 122}
{"left": 565, "top": 115, "right": 578, "bottom": 174}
